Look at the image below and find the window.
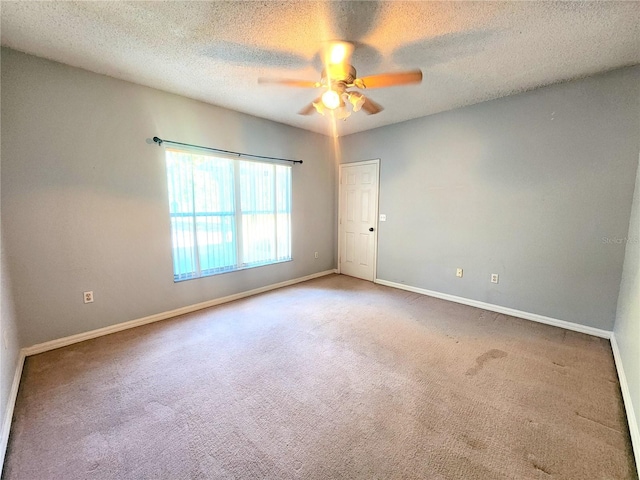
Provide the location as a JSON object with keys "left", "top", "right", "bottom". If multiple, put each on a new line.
{"left": 164, "top": 148, "right": 292, "bottom": 281}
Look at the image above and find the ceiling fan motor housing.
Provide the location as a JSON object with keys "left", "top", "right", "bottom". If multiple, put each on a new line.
{"left": 322, "top": 64, "right": 357, "bottom": 86}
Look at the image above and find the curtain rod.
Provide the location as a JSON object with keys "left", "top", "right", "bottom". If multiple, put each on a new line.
{"left": 152, "top": 137, "right": 303, "bottom": 164}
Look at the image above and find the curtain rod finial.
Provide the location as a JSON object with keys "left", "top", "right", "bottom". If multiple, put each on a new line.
{"left": 153, "top": 136, "right": 163, "bottom": 146}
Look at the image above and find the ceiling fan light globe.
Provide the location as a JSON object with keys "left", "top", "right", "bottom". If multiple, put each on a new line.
{"left": 335, "top": 106, "right": 351, "bottom": 121}
{"left": 322, "top": 90, "right": 341, "bottom": 110}
{"left": 312, "top": 101, "right": 326, "bottom": 116}
{"left": 348, "top": 92, "right": 366, "bottom": 112}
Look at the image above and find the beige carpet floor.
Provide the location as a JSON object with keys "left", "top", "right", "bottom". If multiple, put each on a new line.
{"left": 3, "top": 274, "right": 637, "bottom": 479}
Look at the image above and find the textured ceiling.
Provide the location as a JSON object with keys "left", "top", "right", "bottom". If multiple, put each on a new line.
{"left": 2, "top": 1, "right": 639, "bottom": 137}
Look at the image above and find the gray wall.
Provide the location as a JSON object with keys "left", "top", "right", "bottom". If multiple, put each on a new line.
{"left": 1, "top": 62, "right": 22, "bottom": 461}
{"left": 614, "top": 151, "right": 640, "bottom": 460}
{"left": 341, "top": 66, "right": 640, "bottom": 330}
{"left": 1, "top": 48, "right": 336, "bottom": 347}
{"left": 1, "top": 228, "right": 21, "bottom": 464}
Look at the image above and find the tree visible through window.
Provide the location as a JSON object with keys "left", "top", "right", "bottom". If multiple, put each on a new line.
{"left": 164, "top": 148, "right": 292, "bottom": 281}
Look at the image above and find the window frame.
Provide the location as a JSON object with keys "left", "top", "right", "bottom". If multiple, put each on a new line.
{"left": 164, "top": 147, "right": 293, "bottom": 282}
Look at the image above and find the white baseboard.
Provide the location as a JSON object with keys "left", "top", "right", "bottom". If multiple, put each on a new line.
{"left": 23, "top": 269, "right": 337, "bottom": 357}
{"left": 374, "top": 279, "right": 612, "bottom": 339}
{"left": 1, "top": 350, "right": 25, "bottom": 470}
{"left": 611, "top": 332, "right": 640, "bottom": 470}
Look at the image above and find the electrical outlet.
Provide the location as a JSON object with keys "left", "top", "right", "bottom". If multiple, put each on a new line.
{"left": 491, "top": 274, "right": 499, "bottom": 284}
{"left": 456, "top": 268, "right": 463, "bottom": 278}
{"left": 84, "top": 291, "right": 94, "bottom": 303}
{"left": 379, "top": 214, "right": 387, "bottom": 222}
{"left": 314, "top": 252, "right": 319, "bottom": 259}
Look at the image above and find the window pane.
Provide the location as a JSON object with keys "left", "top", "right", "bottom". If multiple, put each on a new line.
{"left": 165, "top": 149, "right": 292, "bottom": 281}
{"left": 193, "top": 154, "right": 235, "bottom": 213}
{"left": 275, "top": 165, "right": 292, "bottom": 260}
{"left": 197, "top": 214, "right": 236, "bottom": 272}
{"left": 170, "top": 216, "right": 197, "bottom": 279}
{"left": 240, "top": 161, "right": 276, "bottom": 265}
{"left": 242, "top": 213, "right": 276, "bottom": 265}
{"left": 166, "top": 151, "right": 197, "bottom": 279}
{"left": 193, "top": 155, "right": 236, "bottom": 271}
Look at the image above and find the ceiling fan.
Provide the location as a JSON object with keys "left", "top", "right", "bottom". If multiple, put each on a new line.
{"left": 258, "top": 40, "right": 423, "bottom": 120}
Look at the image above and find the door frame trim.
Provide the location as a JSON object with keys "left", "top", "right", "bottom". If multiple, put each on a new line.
{"left": 337, "top": 159, "right": 380, "bottom": 281}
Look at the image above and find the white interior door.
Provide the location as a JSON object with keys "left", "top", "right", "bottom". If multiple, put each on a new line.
{"left": 339, "top": 160, "right": 379, "bottom": 281}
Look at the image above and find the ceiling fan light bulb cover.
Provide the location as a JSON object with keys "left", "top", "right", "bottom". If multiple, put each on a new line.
{"left": 335, "top": 105, "right": 351, "bottom": 121}
{"left": 312, "top": 101, "right": 326, "bottom": 116}
{"left": 349, "top": 92, "right": 365, "bottom": 112}
{"left": 322, "top": 90, "right": 341, "bottom": 110}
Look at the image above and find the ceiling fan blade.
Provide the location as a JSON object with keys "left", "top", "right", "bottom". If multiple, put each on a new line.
{"left": 361, "top": 96, "right": 383, "bottom": 115}
{"left": 356, "top": 70, "right": 423, "bottom": 89}
{"left": 258, "top": 78, "right": 319, "bottom": 88}
{"left": 298, "top": 98, "right": 321, "bottom": 115}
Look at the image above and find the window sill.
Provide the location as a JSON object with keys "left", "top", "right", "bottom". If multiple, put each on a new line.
{"left": 173, "top": 258, "right": 293, "bottom": 283}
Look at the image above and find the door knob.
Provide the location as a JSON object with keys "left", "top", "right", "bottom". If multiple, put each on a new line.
{"left": 369, "top": 227, "right": 374, "bottom": 232}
